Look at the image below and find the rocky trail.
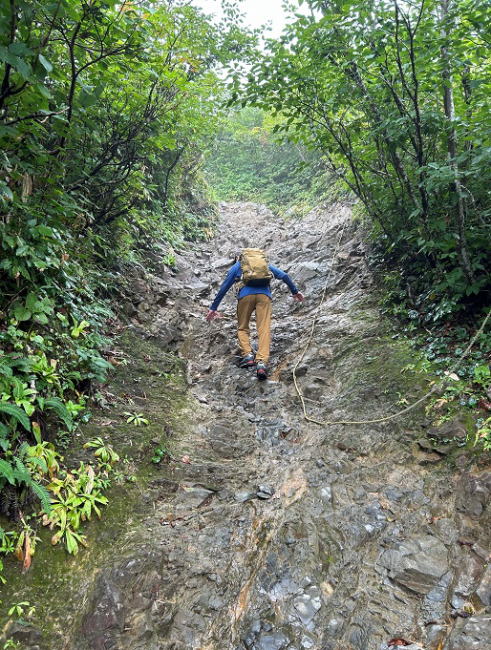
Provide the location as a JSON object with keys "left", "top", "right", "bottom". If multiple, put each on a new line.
{"left": 5, "top": 203, "right": 491, "bottom": 650}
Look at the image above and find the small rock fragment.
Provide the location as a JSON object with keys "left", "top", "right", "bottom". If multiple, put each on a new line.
{"left": 256, "top": 485, "right": 275, "bottom": 500}
{"left": 234, "top": 490, "right": 255, "bottom": 503}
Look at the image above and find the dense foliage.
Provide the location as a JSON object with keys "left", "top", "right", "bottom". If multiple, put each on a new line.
{"left": 205, "top": 107, "right": 340, "bottom": 214}
{"left": 239, "top": 0, "right": 491, "bottom": 321}
{"left": 0, "top": 0, "right": 245, "bottom": 578}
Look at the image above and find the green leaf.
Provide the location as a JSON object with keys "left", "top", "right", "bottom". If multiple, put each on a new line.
{"left": 0, "top": 402, "right": 31, "bottom": 431}
{"left": 34, "top": 313, "right": 49, "bottom": 325}
{"left": 65, "top": 529, "right": 79, "bottom": 555}
{"left": 13, "top": 455, "right": 31, "bottom": 483}
{"left": 35, "top": 83, "right": 52, "bottom": 99}
{"left": 36, "top": 225, "right": 54, "bottom": 237}
{"left": 0, "top": 47, "right": 32, "bottom": 79}
{"left": 0, "top": 358, "right": 13, "bottom": 378}
{"left": 32, "top": 422, "right": 42, "bottom": 445}
{"left": 23, "top": 402, "right": 36, "bottom": 417}
{"left": 38, "top": 54, "right": 53, "bottom": 73}
{"left": 79, "top": 89, "right": 97, "bottom": 108}
{"left": 71, "top": 320, "right": 90, "bottom": 338}
{"left": 27, "top": 455, "right": 48, "bottom": 474}
{"left": 8, "top": 42, "right": 32, "bottom": 56}
{"left": 0, "top": 422, "right": 10, "bottom": 438}
{"left": 13, "top": 304, "right": 32, "bottom": 322}
{"left": 25, "top": 292, "right": 39, "bottom": 311}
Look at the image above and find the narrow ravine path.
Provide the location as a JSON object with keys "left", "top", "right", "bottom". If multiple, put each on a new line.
{"left": 21, "top": 202, "right": 489, "bottom": 650}
{"left": 79, "top": 202, "right": 490, "bottom": 650}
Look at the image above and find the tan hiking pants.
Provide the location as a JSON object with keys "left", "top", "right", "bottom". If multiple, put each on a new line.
{"left": 237, "top": 294, "right": 272, "bottom": 363}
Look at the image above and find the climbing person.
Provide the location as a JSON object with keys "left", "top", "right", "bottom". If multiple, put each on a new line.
{"left": 206, "top": 248, "right": 304, "bottom": 380}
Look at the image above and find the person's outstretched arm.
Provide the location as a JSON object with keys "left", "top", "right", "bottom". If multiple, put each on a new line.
{"left": 269, "top": 264, "right": 304, "bottom": 301}
{"left": 206, "top": 262, "right": 241, "bottom": 321}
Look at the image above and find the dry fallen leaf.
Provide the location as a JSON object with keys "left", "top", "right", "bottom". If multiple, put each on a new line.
{"left": 23, "top": 534, "right": 32, "bottom": 571}
{"left": 86, "top": 464, "right": 95, "bottom": 494}
{"left": 444, "top": 371, "right": 460, "bottom": 381}
{"left": 433, "top": 398, "right": 449, "bottom": 410}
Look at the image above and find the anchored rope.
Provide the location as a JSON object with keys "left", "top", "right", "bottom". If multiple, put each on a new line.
{"left": 292, "top": 223, "right": 491, "bottom": 426}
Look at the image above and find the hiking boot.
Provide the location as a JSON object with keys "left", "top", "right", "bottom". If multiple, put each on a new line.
{"left": 256, "top": 361, "right": 267, "bottom": 380}
{"left": 239, "top": 353, "right": 256, "bottom": 368}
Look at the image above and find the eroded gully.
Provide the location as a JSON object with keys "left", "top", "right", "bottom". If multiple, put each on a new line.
{"left": 38, "top": 203, "right": 491, "bottom": 649}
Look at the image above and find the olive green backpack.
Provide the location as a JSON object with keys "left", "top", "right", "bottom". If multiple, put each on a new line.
{"left": 239, "top": 248, "right": 273, "bottom": 287}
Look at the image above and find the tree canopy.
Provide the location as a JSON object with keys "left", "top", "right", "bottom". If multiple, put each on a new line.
{"left": 205, "top": 106, "right": 339, "bottom": 214}
{"left": 239, "top": 0, "right": 491, "bottom": 320}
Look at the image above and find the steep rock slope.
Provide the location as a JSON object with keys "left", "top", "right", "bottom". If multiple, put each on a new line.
{"left": 6, "top": 203, "right": 490, "bottom": 650}
{"left": 82, "top": 203, "right": 490, "bottom": 650}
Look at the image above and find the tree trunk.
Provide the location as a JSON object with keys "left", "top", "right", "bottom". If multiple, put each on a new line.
{"left": 440, "top": 0, "right": 474, "bottom": 284}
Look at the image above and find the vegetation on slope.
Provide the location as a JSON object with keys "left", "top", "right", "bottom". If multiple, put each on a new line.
{"left": 205, "top": 106, "right": 344, "bottom": 215}
{"left": 0, "top": 0, "right": 248, "bottom": 589}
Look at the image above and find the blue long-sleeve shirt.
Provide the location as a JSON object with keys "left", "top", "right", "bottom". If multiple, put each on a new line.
{"left": 210, "top": 262, "right": 299, "bottom": 311}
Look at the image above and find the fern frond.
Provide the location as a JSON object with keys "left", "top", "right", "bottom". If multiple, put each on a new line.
{"left": 13, "top": 456, "right": 32, "bottom": 485}
{"left": 0, "top": 357, "right": 14, "bottom": 377}
{"left": 30, "top": 481, "right": 52, "bottom": 513}
{"left": 0, "top": 402, "right": 31, "bottom": 431}
{"left": 18, "top": 441, "right": 29, "bottom": 457}
{"left": 0, "top": 459, "right": 15, "bottom": 485}
{"left": 44, "top": 398, "right": 73, "bottom": 430}
{"left": 26, "top": 456, "right": 48, "bottom": 474}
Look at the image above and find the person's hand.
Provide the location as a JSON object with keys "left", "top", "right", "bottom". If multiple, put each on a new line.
{"left": 206, "top": 309, "right": 222, "bottom": 322}
{"left": 292, "top": 292, "right": 305, "bottom": 302}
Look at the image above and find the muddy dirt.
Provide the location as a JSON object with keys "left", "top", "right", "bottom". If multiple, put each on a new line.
{"left": 2, "top": 203, "right": 490, "bottom": 650}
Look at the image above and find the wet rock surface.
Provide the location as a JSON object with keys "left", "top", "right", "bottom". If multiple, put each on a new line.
{"left": 7, "top": 203, "right": 491, "bottom": 649}
{"left": 379, "top": 535, "right": 449, "bottom": 594}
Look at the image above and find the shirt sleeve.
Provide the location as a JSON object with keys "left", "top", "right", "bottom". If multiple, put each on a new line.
{"left": 210, "top": 262, "right": 241, "bottom": 311}
{"left": 269, "top": 264, "right": 299, "bottom": 295}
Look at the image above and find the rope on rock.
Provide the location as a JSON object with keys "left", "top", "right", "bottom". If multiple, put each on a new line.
{"left": 292, "top": 222, "right": 491, "bottom": 426}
